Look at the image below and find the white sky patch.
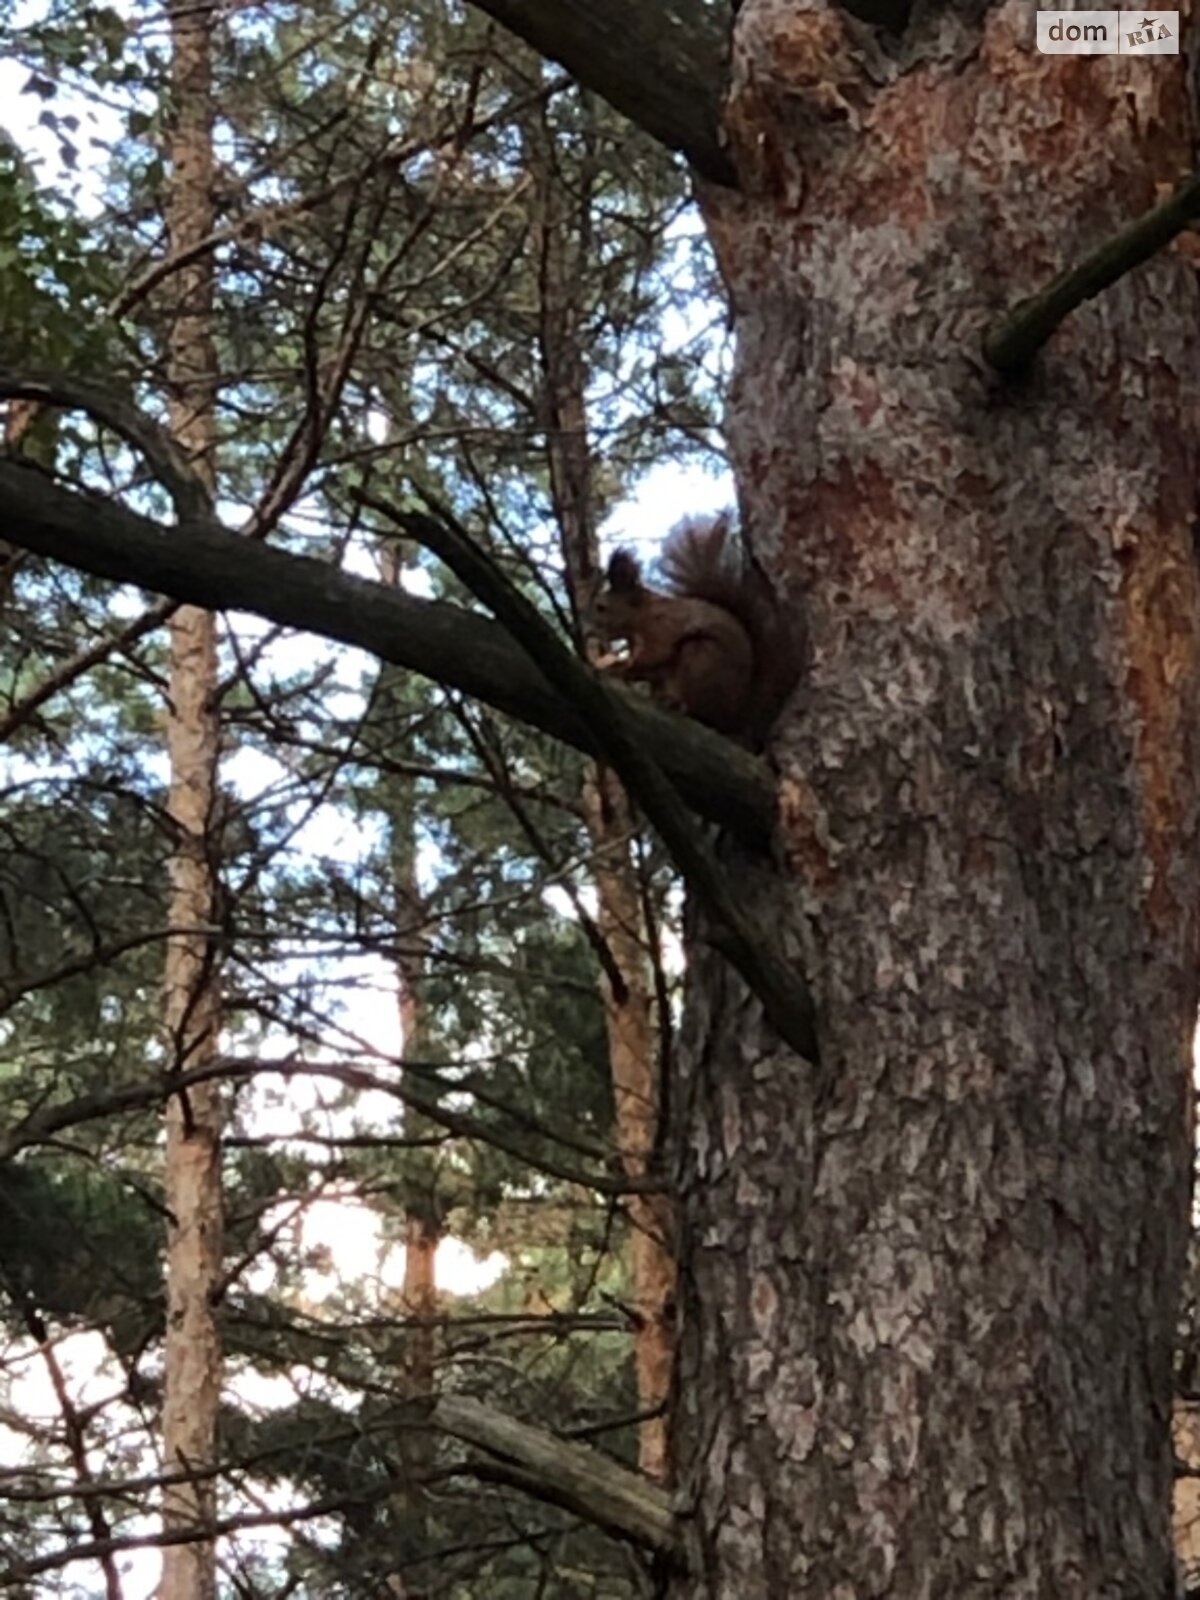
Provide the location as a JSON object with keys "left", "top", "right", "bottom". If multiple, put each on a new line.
{"left": 0, "top": 62, "right": 115, "bottom": 213}
{"left": 4, "top": 1327, "right": 119, "bottom": 1419}
{"left": 227, "top": 1361, "right": 310, "bottom": 1418}
{"left": 542, "top": 882, "right": 592, "bottom": 922}
{"left": 249, "top": 1194, "right": 505, "bottom": 1305}
{"left": 601, "top": 458, "right": 734, "bottom": 563}
{"left": 222, "top": 742, "right": 289, "bottom": 801}
{"left": 291, "top": 795, "right": 383, "bottom": 863}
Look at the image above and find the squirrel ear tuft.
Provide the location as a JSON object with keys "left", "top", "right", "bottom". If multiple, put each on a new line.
{"left": 606, "top": 549, "right": 642, "bottom": 591}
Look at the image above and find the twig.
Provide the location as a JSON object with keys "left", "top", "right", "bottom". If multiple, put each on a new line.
{"left": 0, "top": 1392, "right": 679, "bottom": 1583}
{"left": 19, "top": 1304, "right": 125, "bottom": 1600}
{"left": 109, "top": 77, "right": 570, "bottom": 320}
{"left": 0, "top": 1055, "right": 654, "bottom": 1195}
{"left": 982, "top": 171, "right": 1200, "bottom": 375}
{"left": 0, "top": 925, "right": 214, "bottom": 1019}
{"left": 0, "top": 600, "right": 175, "bottom": 744}
{"left": 0, "top": 370, "right": 210, "bottom": 521}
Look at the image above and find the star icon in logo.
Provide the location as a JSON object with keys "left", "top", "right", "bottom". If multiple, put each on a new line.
{"left": 1140, "top": 15, "right": 1156, "bottom": 26}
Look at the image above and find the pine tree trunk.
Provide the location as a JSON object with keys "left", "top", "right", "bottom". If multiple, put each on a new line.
{"left": 668, "top": 8, "right": 1200, "bottom": 1596}
{"left": 392, "top": 832, "right": 439, "bottom": 1600}
{"left": 529, "top": 112, "right": 677, "bottom": 1481}
{"left": 159, "top": 0, "right": 223, "bottom": 1594}
{"left": 380, "top": 547, "right": 439, "bottom": 1598}
{"left": 582, "top": 769, "right": 676, "bottom": 1484}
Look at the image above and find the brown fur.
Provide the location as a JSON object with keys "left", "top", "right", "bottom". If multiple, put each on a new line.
{"left": 594, "top": 514, "right": 802, "bottom": 742}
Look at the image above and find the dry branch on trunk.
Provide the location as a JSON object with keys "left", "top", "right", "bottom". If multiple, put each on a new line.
{"left": 983, "top": 169, "right": 1200, "bottom": 375}
{"left": 0, "top": 459, "right": 775, "bottom": 845}
{"left": 433, "top": 1395, "right": 679, "bottom": 1559}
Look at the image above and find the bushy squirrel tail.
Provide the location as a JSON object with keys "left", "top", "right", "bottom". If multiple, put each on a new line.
{"left": 658, "top": 512, "right": 804, "bottom": 742}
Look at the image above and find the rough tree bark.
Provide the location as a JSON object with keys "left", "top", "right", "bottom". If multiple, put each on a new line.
{"left": 159, "top": 0, "right": 224, "bottom": 1594}
{"left": 666, "top": 3, "right": 1200, "bottom": 1596}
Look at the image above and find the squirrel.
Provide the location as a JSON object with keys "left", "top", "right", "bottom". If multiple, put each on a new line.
{"left": 593, "top": 512, "right": 802, "bottom": 745}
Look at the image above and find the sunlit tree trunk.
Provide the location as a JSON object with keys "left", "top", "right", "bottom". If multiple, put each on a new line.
{"left": 393, "top": 890, "right": 438, "bottom": 1599}
{"left": 159, "top": 0, "right": 223, "bottom": 1594}
{"left": 379, "top": 547, "right": 440, "bottom": 1598}
{"left": 395, "top": 851, "right": 438, "bottom": 1436}
{"left": 582, "top": 772, "right": 675, "bottom": 1484}
{"left": 529, "top": 110, "right": 676, "bottom": 1483}
{"left": 666, "top": 6, "right": 1200, "bottom": 1595}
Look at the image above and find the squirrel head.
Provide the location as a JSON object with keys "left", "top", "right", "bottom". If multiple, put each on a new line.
{"left": 605, "top": 548, "right": 644, "bottom": 594}
{"left": 594, "top": 548, "right": 648, "bottom": 644}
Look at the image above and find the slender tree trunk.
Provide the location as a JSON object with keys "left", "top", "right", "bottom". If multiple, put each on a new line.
{"left": 666, "top": 9, "right": 1200, "bottom": 1597}
{"left": 528, "top": 110, "right": 676, "bottom": 1482}
{"left": 379, "top": 547, "right": 439, "bottom": 1598}
{"left": 159, "top": 2, "right": 223, "bottom": 1595}
{"left": 582, "top": 771, "right": 676, "bottom": 1484}
{"left": 397, "top": 957, "right": 438, "bottom": 1436}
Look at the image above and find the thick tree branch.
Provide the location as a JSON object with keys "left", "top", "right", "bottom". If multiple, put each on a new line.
{"left": 0, "top": 1395, "right": 680, "bottom": 1579}
{"left": 366, "top": 493, "right": 818, "bottom": 1063}
{"left": 464, "top": 0, "right": 912, "bottom": 184}
{"left": 466, "top": 0, "right": 735, "bottom": 187}
{"left": 433, "top": 1394, "right": 679, "bottom": 1559}
{"left": 982, "top": 170, "right": 1200, "bottom": 375}
{"left": 0, "top": 461, "right": 774, "bottom": 844}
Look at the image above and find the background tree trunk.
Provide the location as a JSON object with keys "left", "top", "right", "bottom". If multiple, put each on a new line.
{"left": 159, "top": 0, "right": 223, "bottom": 1594}
{"left": 670, "top": 6, "right": 1200, "bottom": 1596}
{"left": 380, "top": 544, "right": 440, "bottom": 1599}
{"left": 529, "top": 108, "right": 677, "bottom": 1483}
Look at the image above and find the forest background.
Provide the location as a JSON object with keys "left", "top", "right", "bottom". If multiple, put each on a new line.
{"left": 0, "top": 0, "right": 726, "bottom": 1592}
